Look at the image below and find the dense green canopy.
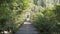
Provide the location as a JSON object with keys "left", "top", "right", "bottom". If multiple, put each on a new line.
{"left": 0, "top": 0, "right": 29, "bottom": 33}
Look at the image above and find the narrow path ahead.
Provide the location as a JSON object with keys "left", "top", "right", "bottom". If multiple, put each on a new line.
{"left": 15, "top": 21, "right": 39, "bottom": 34}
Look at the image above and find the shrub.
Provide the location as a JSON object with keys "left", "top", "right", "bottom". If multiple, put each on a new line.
{"left": 0, "top": 0, "right": 29, "bottom": 34}
{"left": 53, "top": 4, "right": 60, "bottom": 22}
{"left": 31, "top": 7, "right": 59, "bottom": 34}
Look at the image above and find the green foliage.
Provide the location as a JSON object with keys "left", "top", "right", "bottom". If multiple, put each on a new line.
{"left": 31, "top": 6, "right": 60, "bottom": 34}
{"left": 33, "top": 0, "right": 38, "bottom": 5}
{"left": 0, "top": 0, "right": 29, "bottom": 34}
{"left": 53, "top": 4, "right": 60, "bottom": 22}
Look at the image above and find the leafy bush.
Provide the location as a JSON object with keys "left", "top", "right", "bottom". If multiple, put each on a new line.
{"left": 31, "top": 6, "right": 60, "bottom": 34}
{"left": 0, "top": 0, "right": 29, "bottom": 34}
{"left": 53, "top": 4, "right": 60, "bottom": 22}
